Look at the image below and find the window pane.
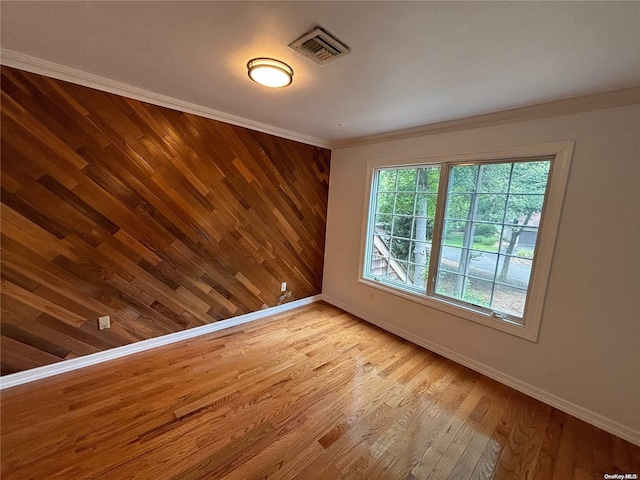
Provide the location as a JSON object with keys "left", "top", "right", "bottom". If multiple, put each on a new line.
{"left": 439, "top": 245, "right": 465, "bottom": 273}
{"left": 392, "top": 260, "right": 409, "bottom": 283}
{"left": 394, "top": 193, "right": 416, "bottom": 215}
{"left": 449, "top": 165, "right": 478, "bottom": 193}
{"left": 406, "top": 263, "right": 416, "bottom": 285}
{"left": 376, "top": 193, "right": 395, "bottom": 214}
{"left": 370, "top": 254, "right": 389, "bottom": 278}
{"left": 463, "top": 277, "right": 492, "bottom": 308}
{"left": 407, "top": 262, "right": 428, "bottom": 289}
{"left": 475, "top": 194, "right": 507, "bottom": 223}
{"left": 390, "top": 238, "right": 410, "bottom": 262}
{"left": 391, "top": 216, "right": 412, "bottom": 239}
{"left": 374, "top": 213, "right": 392, "bottom": 236}
{"left": 396, "top": 169, "right": 418, "bottom": 191}
{"left": 492, "top": 285, "right": 527, "bottom": 318}
{"left": 472, "top": 222, "right": 500, "bottom": 252}
{"left": 409, "top": 241, "right": 432, "bottom": 265}
{"left": 515, "top": 228, "right": 538, "bottom": 250}
{"left": 442, "top": 223, "right": 467, "bottom": 250}
{"left": 500, "top": 226, "right": 538, "bottom": 254}
{"left": 378, "top": 169, "right": 398, "bottom": 192}
{"left": 468, "top": 251, "right": 498, "bottom": 282}
{"left": 496, "top": 256, "right": 532, "bottom": 288}
{"left": 505, "top": 195, "right": 544, "bottom": 224}
{"left": 445, "top": 194, "right": 472, "bottom": 220}
{"left": 444, "top": 222, "right": 501, "bottom": 253}
{"left": 436, "top": 271, "right": 464, "bottom": 300}
{"left": 510, "top": 161, "right": 550, "bottom": 194}
{"left": 417, "top": 166, "right": 441, "bottom": 193}
{"left": 415, "top": 193, "right": 438, "bottom": 218}
{"left": 410, "top": 238, "right": 432, "bottom": 289}
{"left": 479, "top": 163, "right": 511, "bottom": 192}
{"left": 411, "top": 218, "right": 434, "bottom": 242}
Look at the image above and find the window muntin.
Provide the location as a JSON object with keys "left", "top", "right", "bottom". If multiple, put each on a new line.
{"left": 364, "top": 157, "right": 552, "bottom": 327}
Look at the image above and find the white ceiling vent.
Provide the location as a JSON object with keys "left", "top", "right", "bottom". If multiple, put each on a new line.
{"left": 289, "top": 27, "right": 350, "bottom": 65}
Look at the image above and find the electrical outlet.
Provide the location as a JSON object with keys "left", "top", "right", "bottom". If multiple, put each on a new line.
{"left": 281, "top": 282, "right": 287, "bottom": 292}
{"left": 98, "top": 315, "right": 111, "bottom": 330}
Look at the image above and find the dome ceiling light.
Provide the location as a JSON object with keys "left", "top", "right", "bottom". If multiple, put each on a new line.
{"left": 247, "top": 58, "right": 293, "bottom": 88}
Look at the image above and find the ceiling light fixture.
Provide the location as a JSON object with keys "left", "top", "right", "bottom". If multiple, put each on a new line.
{"left": 247, "top": 58, "right": 293, "bottom": 88}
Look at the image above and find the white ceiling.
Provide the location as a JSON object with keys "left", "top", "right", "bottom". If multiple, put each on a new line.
{"left": 1, "top": 1, "right": 639, "bottom": 146}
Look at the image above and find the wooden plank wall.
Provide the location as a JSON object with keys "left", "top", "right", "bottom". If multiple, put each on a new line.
{"left": 0, "top": 66, "right": 331, "bottom": 375}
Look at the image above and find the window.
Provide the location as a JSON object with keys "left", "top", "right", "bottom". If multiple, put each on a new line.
{"left": 368, "top": 165, "right": 440, "bottom": 293}
{"left": 360, "top": 143, "right": 573, "bottom": 341}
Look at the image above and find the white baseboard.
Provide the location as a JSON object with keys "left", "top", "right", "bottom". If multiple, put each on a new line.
{"left": 321, "top": 294, "right": 640, "bottom": 447}
{"left": 0, "top": 295, "right": 323, "bottom": 390}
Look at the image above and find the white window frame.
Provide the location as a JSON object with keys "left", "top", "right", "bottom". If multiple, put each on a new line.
{"left": 358, "top": 141, "right": 574, "bottom": 342}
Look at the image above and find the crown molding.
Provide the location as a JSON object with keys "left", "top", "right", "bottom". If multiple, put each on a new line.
{"left": 3, "top": 49, "right": 639, "bottom": 153}
{"left": 334, "top": 86, "right": 640, "bottom": 149}
{"left": 0, "top": 49, "right": 332, "bottom": 149}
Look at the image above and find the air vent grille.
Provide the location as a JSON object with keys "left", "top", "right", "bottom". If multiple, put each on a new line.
{"left": 289, "top": 27, "right": 350, "bottom": 65}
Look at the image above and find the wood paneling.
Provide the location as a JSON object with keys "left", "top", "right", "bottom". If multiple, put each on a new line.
{"left": 0, "top": 66, "right": 330, "bottom": 375}
{"left": 2, "top": 302, "right": 638, "bottom": 479}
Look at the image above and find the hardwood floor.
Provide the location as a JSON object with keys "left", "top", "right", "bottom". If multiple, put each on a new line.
{"left": 1, "top": 302, "right": 638, "bottom": 479}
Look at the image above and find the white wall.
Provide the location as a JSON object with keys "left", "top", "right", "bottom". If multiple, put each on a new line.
{"left": 323, "top": 104, "right": 640, "bottom": 442}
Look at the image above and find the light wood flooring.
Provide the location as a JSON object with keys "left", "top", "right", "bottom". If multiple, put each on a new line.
{"left": 1, "top": 302, "right": 638, "bottom": 479}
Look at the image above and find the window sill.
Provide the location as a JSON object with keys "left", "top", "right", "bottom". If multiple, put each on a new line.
{"left": 358, "top": 277, "right": 540, "bottom": 342}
